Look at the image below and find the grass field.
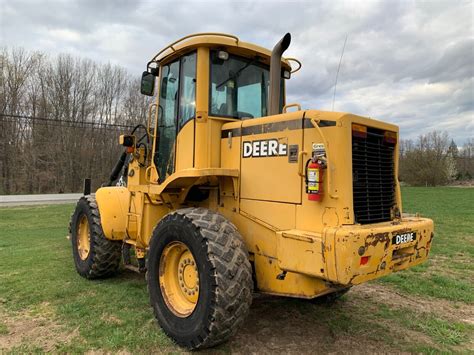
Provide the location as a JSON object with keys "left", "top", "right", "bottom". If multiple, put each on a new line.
{"left": 0, "top": 187, "right": 473, "bottom": 353}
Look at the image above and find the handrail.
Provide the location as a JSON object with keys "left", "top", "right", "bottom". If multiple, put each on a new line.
{"left": 285, "top": 57, "right": 302, "bottom": 74}
{"left": 283, "top": 103, "right": 301, "bottom": 113}
{"left": 309, "top": 118, "right": 339, "bottom": 199}
{"left": 150, "top": 32, "right": 240, "bottom": 64}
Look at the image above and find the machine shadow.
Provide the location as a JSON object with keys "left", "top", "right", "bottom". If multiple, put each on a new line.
{"left": 222, "top": 293, "right": 369, "bottom": 353}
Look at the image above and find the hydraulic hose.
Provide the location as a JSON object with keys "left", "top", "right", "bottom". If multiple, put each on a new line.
{"left": 107, "top": 151, "right": 127, "bottom": 186}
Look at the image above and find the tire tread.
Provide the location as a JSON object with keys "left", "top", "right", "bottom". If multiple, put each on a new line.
{"left": 149, "top": 207, "right": 253, "bottom": 349}
{"left": 70, "top": 196, "right": 122, "bottom": 279}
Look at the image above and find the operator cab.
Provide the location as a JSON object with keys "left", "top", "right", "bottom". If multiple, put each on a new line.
{"left": 140, "top": 33, "right": 294, "bottom": 184}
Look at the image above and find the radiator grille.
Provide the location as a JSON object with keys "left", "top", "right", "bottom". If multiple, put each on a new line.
{"left": 352, "top": 127, "right": 396, "bottom": 224}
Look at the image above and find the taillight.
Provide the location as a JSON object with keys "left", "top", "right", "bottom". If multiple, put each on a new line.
{"left": 352, "top": 123, "right": 367, "bottom": 138}
{"left": 384, "top": 131, "right": 397, "bottom": 144}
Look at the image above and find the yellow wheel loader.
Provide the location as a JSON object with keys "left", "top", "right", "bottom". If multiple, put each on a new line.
{"left": 69, "top": 33, "right": 434, "bottom": 349}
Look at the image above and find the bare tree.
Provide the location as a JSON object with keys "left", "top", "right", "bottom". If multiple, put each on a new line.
{"left": 457, "top": 138, "right": 474, "bottom": 180}
{"left": 0, "top": 47, "right": 151, "bottom": 194}
{"left": 0, "top": 48, "right": 41, "bottom": 193}
{"left": 399, "top": 131, "right": 460, "bottom": 186}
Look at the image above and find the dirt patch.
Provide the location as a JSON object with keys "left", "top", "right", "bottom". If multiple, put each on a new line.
{"left": 225, "top": 283, "right": 474, "bottom": 353}
{"left": 0, "top": 303, "right": 79, "bottom": 352}
{"left": 227, "top": 293, "right": 394, "bottom": 354}
{"left": 352, "top": 283, "right": 474, "bottom": 325}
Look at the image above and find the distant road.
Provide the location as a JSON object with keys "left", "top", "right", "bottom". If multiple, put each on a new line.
{"left": 0, "top": 193, "right": 83, "bottom": 207}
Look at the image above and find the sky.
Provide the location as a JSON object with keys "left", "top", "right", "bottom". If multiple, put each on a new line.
{"left": 1, "top": 0, "right": 473, "bottom": 144}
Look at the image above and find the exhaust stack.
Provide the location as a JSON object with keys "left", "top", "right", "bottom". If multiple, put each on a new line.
{"left": 268, "top": 33, "right": 291, "bottom": 116}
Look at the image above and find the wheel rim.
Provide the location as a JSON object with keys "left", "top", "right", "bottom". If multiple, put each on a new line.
{"left": 159, "top": 241, "right": 199, "bottom": 317}
{"left": 77, "top": 215, "right": 91, "bottom": 260}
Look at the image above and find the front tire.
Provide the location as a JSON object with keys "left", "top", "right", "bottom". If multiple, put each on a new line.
{"left": 69, "top": 196, "right": 122, "bottom": 279}
{"left": 147, "top": 208, "right": 253, "bottom": 350}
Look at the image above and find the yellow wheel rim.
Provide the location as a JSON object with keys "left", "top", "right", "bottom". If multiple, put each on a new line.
{"left": 159, "top": 241, "right": 199, "bottom": 317}
{"left": 77, "top": 215, "right": 91, "bottom": 260}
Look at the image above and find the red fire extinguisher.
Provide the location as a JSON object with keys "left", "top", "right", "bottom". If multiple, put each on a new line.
{"left": 306, "top": 159, "right": 324, "bottom": 201}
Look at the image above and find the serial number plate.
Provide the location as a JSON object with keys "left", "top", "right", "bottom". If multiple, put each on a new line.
{"left": 392, "top": 232, "right": 416, "bottom": 245}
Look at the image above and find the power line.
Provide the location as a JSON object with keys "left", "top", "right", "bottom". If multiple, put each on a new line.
{"left": 0, "top": 113, "right": 137, "bottom": 130}
{"left": 1, "top": 118, "right": 127, "bottom": 132}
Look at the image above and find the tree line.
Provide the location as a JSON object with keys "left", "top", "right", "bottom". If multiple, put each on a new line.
{"left": 0, "top": 48, "right": 151, "bottom": 194}
{"left": 1, "top": 48, "right": 472, "bottom": 194}
{"left": 399, "top": 132, "right": 473, "bottom": 186}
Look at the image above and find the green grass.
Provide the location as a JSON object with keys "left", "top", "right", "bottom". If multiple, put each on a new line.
{"left": 0, "top": 204, "right": 174, "bottom": 353}
{"left": 379, "top": 266, "right": 474, "bottom": 303}
{"left": 0, "top": 187, "right": 473, "bottom": 353}
{"left": 379, "top": 187, "right": 474, "bottom": 303}
{"left": 374, "top": 304, "right": 471, "bottom": 346}
{"left": 401, "top": 187, "right": 474, "bottom": 258}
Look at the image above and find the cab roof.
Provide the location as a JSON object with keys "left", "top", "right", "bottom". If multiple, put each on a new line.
{"left": 149, "top": 32, "right": 292, "bottom": 69}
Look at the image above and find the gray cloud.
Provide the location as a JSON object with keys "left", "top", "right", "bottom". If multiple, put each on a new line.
{"left": 420, "top": 39, "right": 474, "bottom": 83}
{"left": 1, "top": 0, "right": 472, "bottom": 144}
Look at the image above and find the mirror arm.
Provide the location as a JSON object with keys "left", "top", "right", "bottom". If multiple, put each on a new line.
{"left": 147, "top": 61, "right": 159, "bottom": 76}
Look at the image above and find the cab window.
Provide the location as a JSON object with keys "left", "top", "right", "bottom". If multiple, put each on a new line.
{"left": 179, "top": 52, "right": 196, "bottom": 128}
{"left": 155, "top": 59, "right": 180, "bottom": 182}
{"left": 209, "top": 51, "right": 283, "bottom": 119}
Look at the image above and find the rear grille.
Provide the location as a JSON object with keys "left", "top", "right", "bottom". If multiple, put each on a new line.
{"left": 352, "top": 127, "right": 395, "bottom": 224}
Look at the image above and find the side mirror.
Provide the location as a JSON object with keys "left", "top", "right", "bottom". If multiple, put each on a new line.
{"left": 140, "top": 71, "right": 155, "bottom": 96}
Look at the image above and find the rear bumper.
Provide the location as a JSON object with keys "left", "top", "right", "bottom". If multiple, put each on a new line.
{"left": 276, "top": 216, "right": 434, "bottom": 286}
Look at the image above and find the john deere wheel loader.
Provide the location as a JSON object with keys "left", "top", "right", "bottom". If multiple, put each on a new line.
{"left": 69, "top": 33, "right": 434, "bottom": 349}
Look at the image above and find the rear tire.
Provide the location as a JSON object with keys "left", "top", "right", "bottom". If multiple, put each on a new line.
{"left": 69, "top": 196, "right": 122, "bottom": 279}
{"left": 147, "top": 207, "right": 253, "bottom": 350}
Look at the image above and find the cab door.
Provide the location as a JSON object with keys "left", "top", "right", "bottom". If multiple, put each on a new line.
{"left": 175, "top": 52, "right": 197, "bottom": 172}
{"left": 155, "top": 52, "right": 196, "bottom": 183}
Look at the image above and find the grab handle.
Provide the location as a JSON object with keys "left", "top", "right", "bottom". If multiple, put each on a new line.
{"left": 309, "top": 118, "right": 338, "bottom": 199}
{"left": 283, "top": 103, "right": 301, "bottom": 113}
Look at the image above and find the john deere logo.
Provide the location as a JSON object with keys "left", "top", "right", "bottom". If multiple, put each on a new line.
{"left": 243, "top": 139, "right": 287, "bottom": 158}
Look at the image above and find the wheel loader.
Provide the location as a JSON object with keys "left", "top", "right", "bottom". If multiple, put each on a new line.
{"left": 69, "top": 32, "right": 435, "bottom": 349}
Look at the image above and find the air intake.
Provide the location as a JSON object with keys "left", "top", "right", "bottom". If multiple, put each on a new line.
{"left": 352, "top": 126, "right": 396, "bottom": 224}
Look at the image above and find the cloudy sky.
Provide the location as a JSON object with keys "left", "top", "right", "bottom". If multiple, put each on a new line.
{"left": 1, "top": 0, "right": 472, "bottom": 144}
